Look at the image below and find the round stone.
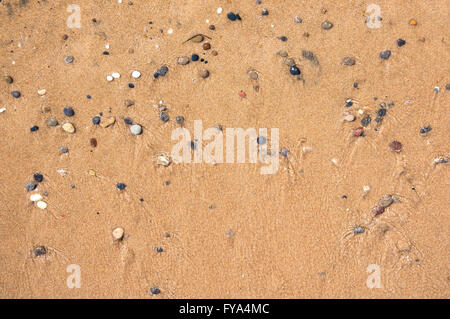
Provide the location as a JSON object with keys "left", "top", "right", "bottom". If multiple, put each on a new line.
{"left": 62, "top": 122, "right": 75, "bottom": 134}
{"left": 112, "top": 227, "right": 124, "bottom": 241}
{"left": 177, "top": 56, "right": 190, "bottom": 65}
{"left": 257, "top": 136, "right": 267, "bottom": 145}
{"left": 47, "top": 118, "right": 58, "bottom": 126}
{"left": 321, "top": 21, "right": 333, "bottom": 30}
{"left": 202, "top": 42, "right": 211, "bottom": 50}
{"left": 112, "top": 72, "right": 120, "bottom": 79}
{"left": 389, "top": 140, "right": 402, "bottom": 152}
{"left": 199, "top": 69, "right": 210, "bottom": 78}
{"left": 11, "top": 91, "right": 21, "bottom": 98}
{"left": 176, "top": 116, "right": 184, "bottom": 124}
{"left": 160, "top": 112, "right": 169, "bottom": 122}
{"left": 92, "top": 116, "right": 101, "bottom": 125}
{"left": 248, "top": 70, "right": 258, "bottom": 80}
{"left": 378, "top": 195, "right": 394, "bottom": 208}
{"left": 30, "top": 193, "right": 43, "bottom": 202}
{"left": 106, "top": 75, "right": 113, "bottom": 82}
{"left": 343, "top": 114, "right": 356, "bottom": 122}
{"left": 36, "top": 201, "right": 47, "bottom": 210}
{"left": 131, "top": 70, "right": 141, "bottom": 78}
{"left": 4, "top": 75, "right": 13, "bottom": 84}
{"left": 59, "top": 146, "right": 69, "bottom": 153}
{"left": 63, "top": 107, "right": 75, "bottom": 117}
{"left": 130, "top": 124, "right": 142, "bottom": 135}
{"left": 289, "top": 66, "right": 300, "bottom": 75}
{"left": 380, "top": 50, "right": 391, "bottom": 60}
{"left": 64, "top": 56, "right": 74, "bottom": 63}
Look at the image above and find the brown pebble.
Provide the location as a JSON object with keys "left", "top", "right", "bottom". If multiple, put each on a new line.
{"left": 389, "top": 141, "right": 402, "bottom": 152}
{"left": 203, "top": 42, "right": 211, "bottom": 50}
{"left": 372, "top": 205, "right": 385, "bottom": 217}
{"left": 199, "top": 69, "right": 210, "bottom": 79}
{"left": 211, "top": 50, "right": 218, "bottom": 56}
{"left": 62, "top": 34, "right": 68, "bottom": 40}
{"left": 90, "top": 138, "right": 97, "bottom": 148}
{"left": 100, "top": 116, "right": 116, "bottom": 128}
{"left": 343, "top": 57, "right": 356, "bottom": 66}
{"left": 4, "top": 75, "right": 13, "bottom": 84}
{"left": 352, "top": 127, "right": 364, "bottom": 137}
{"left": 41, "top": 105, "right": 51, "bottom": 113}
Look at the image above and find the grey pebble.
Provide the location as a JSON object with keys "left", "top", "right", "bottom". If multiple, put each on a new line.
{"left": 321, "top": 21, "right": 333, "bottom": 30}
{"left": 343, "top": 57, "right": 356, "bottom": 66}
{"left": 248, "top": 70, "right": 258, "bottom": 80}
{"left": 59, "top": 146, "right": 69, "bottom": 153}
{"left": 25, "top": 181, "right": 38, "bottom": 191}
{"left": 353, "top": 226, "right": 365, "bottom": 235}
{"left": 130, "top": 124, "right": 142, "bottom": 135}
{"left": 199, "top": 69, "right": 210, "bottom": 79}
{"left": 64, "top": 56, "right": 74, "bottom": 64}
{"left": 361, "top": 115, "right": 371, "bottom": 127}
{"left": 378, "top": 195, "right": 394, "bottom": 208}
{"left": 177, "top": 56, "right": 190, "bottom": 65}
{"left": 295, "top": 17, "right": 303, "bottom": 23}
{"left": 279, "top": 50, "right": 288, "bottom": 58}
{"left": 380, "top": 50, "right": 391, "bottom": 60}
{"left": 47, "top": 118, "right": 59, "bottom": 126}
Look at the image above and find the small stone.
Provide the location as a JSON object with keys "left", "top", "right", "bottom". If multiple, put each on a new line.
{"left": 157, "top": 154, "right": 171, "bottom": 166}
{"left": 47, "top": 118, "right": 59, "bottom": 126}
{"left": 352, "top": 127, "right": 364, "bottom": 137}
{"left": 36, "top": 201, "right": 47, "bottom": 210}
{"left": 420, "top": 126, "right": 432, "bottom": 135}
{"left": 281, "top": 148, "right": 289, "bottom": 157}
{"left": 262, "top": 9, "right": 269, "bottom": 15}
{"left": 106, "top": 75, "right": 114, "bottom": 82}
{"left": 131, "top": 70, "right": 141, "bottom": 78}
{"left": 321, "top": 21, "right": 333, "bottom": 30}
{"left": 64, "top": 56, "right": 74, "bottom": 64}
{"left": 176, "top": 116, "right": 184, "bottom": 125}
{"left": 227, "top": 12, "right": 237, "bottom": 21}
{"left": 191, "top": 54, "right": 200, "bottom": 61}
{"left": 376, "top": 108, "right": 387, "bottom": 117}
{"left": 199, "top": 69, "right": 210, "bottom": 78}
{"left": 112, "top": 72, "right": 121, "bottom": 79}
{"left": 202, "top": 42, "right": 211, "bottom": 50}
{"left": 361, "top": 115, "right": 371, "bottom": 127}
{"left": 4, "top": 75, "right": 13, "bottom": 84}
{"left": 353, "top": 226, "right": 365, "bottom": 235}
{"left": 112, "top": 227, "right": 124, "bottom": 241}
{"left": 37, "top": 89, "right": 46, "bottom": 96}
{"left": 211, "top": 50, "right": 218, "bottom": 56}
{"left": 279, "top": 50, "right": 288, "bottom": 57}
{"left": 30, "top": 193, "right": 43, "bottom": 202}
{"left": 0, "top": 107, "right": 6, "bottom": 113}
{"left": 343, "top": 57, "right": 356, "bottom": 66}
{"left": 284, "top": 58, "right": 296, "bottom": 67}
{"left": 124, "top": 117, "right": 133, "bottom": 125}
{"left": 278, "top": 36, "right": 288, "bottom": 42}
{"left": 150, "top": 287, "right": 161, "bottom": 295}
{"left": 343, "top": 114, "right": 355, "bottom": 122}
{"left": 289, "top": 66, "right": 300, "bottom": 75}
{"left": 100, "top": 116, "right": 115, "bottom": 128}
{"left": 160, "top": 112, "right": 169, "bottom": 122}
{"left": 90, "top": 138, "right": 97, "bottom": 147}
{"left": 33, "top": 245, "right": 47, "bottom": 257}
{"left": 33, "top": 173, "right": 44, "bottom": 183}
{"left": 209, "top": 25, "right": 216, "bottom": 30}
{"left": 30, "top": 125, "right": 39, "bottom": 132}
{"left": 11, "top": 91, "right": 21, "bottom": 98}
{"left": 116, "top": 183, "right": 126, "bottom": 190}
{"left": 389, "top": 141, "right": 402, "bottom": 152}
{"left": 378, "top": 195, "right": 394, "bottom": 208}
{"left": 380, "top": 50, "right": 391, "bottom": 60}
{"left": 177, "top": 56, "right": 190, "bottom": 65}
{"left": 248, "top": 70, "right": 258, "bottom": 80}
{"left": 157, "top": 66, "right": 168, "bottom": 76}
{"left": 25, "top": 181, "right": 38, "bottom": 191}
{"left": 63, "top": 107, "right": 75, "bottom": 117}
{"left": 62, "top": 122, "right": 75, "bottom": 133}
{"left": 295, "top": 17, "right": 303, "bottom": 23}
{"left": 257, "top": 136, "right": 267, "bottom": 145}
{"left": 130, "top": 124, "right": 142, "bottom": 135}
{"left": 372, "top": 205, "right": 385, "bottom": 217}
{"left": 59, "top": 146, "right": 69, "bottom": 153}
{"left": 92, "top": 116, "right": 101, "bottom": 125}
{"left": 397, "top": 38, "right": 406, "bottom": 47}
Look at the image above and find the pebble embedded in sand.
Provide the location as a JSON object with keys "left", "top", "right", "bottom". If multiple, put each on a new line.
{"left": 157, "top": 154, "right": 171, "bottom": 166}
{"left": 199, "top": 69, "right": 210, "bottom": 78}
{"left": 130, "top": 124, "right": 142, "bottom": 135}
{"left": 37, "top": 89, "right": 46, "bottom": 96}
{"left": 389, "top": 140, "right": 402, "bottom": 152}
{"left": 343, "top": 57, "right": 356, "bottom": 66}
{"left": 62, "top": 122, "right": 75, "bottom": 133}
{"left": 100, "top": 116, "right": 116, "bottom": 128}
{"left": 0, "top": 107, "right": 6, "bottom": 114}
{"left": 372, "top": 205, "right": 385, "bottom": 217}
{"left": 106, "top": 75, "right": 114, "bottom": 82}
{"left": 248, "top": 70, "right": 258, "bottom": 80}
{"left": 64, "top": 56, "right": 74, "bottom": 64}
{"left": 321, "top": 21, "right": 333, "bottom": 30}
{"left": 177, "top": 56, "right": 190, "bottom": 65}
{"left": 33, "top": 245, "right": 47, "bottom": 256}
{"left": 25, "top": 181, "right": 38, "bottom": 191}
{"left": 380, "top": 50, "right": 391, "bottom": 60}
{"left": 112, "top": 72, "right": 121, "bottom": 79}
{"left": 284, "top": 58, "right": 296, "bottom": 67}
{"left": 112, "top": 227, "right": 124, "bottom": 241}
{"left": 4, "top": 75, "right": 13, "bottom": 84}
{"left": 378, "top": 195, "right": 394, "bottom": 208}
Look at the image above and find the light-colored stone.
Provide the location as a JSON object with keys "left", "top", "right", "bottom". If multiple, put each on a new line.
{"left": 112, "top": 227, "right": 124, "bottom": 241}
{"left": 62, "top": 122, "right": 75, "bottom": 133}
{"left": 100, "top": 116, "right": 115, "bottom": 128}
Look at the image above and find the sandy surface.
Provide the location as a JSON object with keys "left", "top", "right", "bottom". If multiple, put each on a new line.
{"left": 0, "top": 0, "right": 449, "bottom": 298}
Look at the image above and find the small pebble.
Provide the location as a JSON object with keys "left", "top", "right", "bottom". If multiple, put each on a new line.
{"left": 361, "top": 115, "right": 371, "bottom": 127}
{"left": 262, "top": 9, "right": 269, "bottom": 16}
{"left": 372, "top": 205, "right": 385, "bottom": 217}
{"left": 37, "top": 89, "right": 46, "bottom": 96}
{"left": 33, "top": 173, "right": 44, "bottom": 183}
{"left": 177, "top": 56, "right": 190, "bottom": 65}
{"left": 321, "top": 21, "right": 333, "bottom": 30}
{"left": 295, "top": 17, "right": 303, "bottom": 23}
{"left": 352, "top": 127, "right": 364, "bottom": 137}
{"left": 4, "top": 75, "right": 13, "bottom": 84}
{"left": 389, "top": 140, "right": 402, "bottom": 152}
{"left": 248, "top": 70, "right": 258, "bottom": 80}
{"left": 30, "top": 193, "right": 43, "bottom": 202}
{"left": 227, "top": 12, "right": 237, "bottom": 21}
{"left": 281, "top": 148, "right": 289, "bottom": 157}
{"left": 36, "top": 201, "right": 47, "bottom": 210}
{"left": 420, "top": 126, "right": 432, "bottom": 135}
{"left": 130, "top": 124, "right": 142, "bottom": 135}
{"left": 278, "top": 36, "right": 288, "bottom": 42}
{"left": 106, "top": 75, "right": 114, "bottom": 82}
{"left": 376, "top": 109, "right": 387, "bottom": 117}
{"left": 131, "top": 70, "right": 141, "bottom": 78}
{"left": 176, "top": 116, "right": 184, "bottom": 125}
{"left": 191, "top": 54, "right": 199, "bottom": 61}
{"left": 47, "top": 118, "right": 59, "bottom": 126}
{"left": 156, "top": 247, "right": 163, "bottom": 253}
{"left": 150, "top": 287, "right": 161, "bottom": 295}
{"left": 112, "top": 72, "right": 121, "bottom": 79}
{"left": 112, "top": 227, "right": 124, "bottom": 241}
{"left": 30, "top": 125, "right": 39, "bottom": 132}
{"left": 343, "top": 57, "right": 355, "bottom": 66}
{"left": 62, "top": 122, "right": 75, "bottom": 134}
{"left": 284, "top": 58, "right": 296, "bottom": 67}
{"left": 116, "top": 183, "right": 126, "bottom": 190}
{"left": 11, "top": 91, "right": 21, "bottom": 98}
{"left": 33, "top": 245, "right": 47, "bottom": 257}
{"left": 63, "top": 107, "right": 75, "bottom": 117}
{"left": 199, "top": 69, "right": 210, "bottom": 78}
{"left": 378, "top": 195, "right": 394, "bottom": 208}
{"left": 92, "top": 116, "right": 101, "bottom": 125}
{"left": 64, "top": 56, "right": 74, "bottom": 64}
{"left": 59, "top": 146, "right": 69, "bottom": 153}
{"left": 289, "top": 66, "right": 300, "bottom": 75}
{"left": 209, "top": 25, "right": 216, "bottom": 30}
{"left": 124, "top": 117, "right": 133, "bottom": 125}
{"left": 257, "top": 136, "right": 267, "bottom": 145}
{"left": 25, "top": 181, "right": 38, "bottom": 191}
{"left": 397, "top": 39, "right": 406, "bottom": 47}
{"left": 157, "top": 154, "right": 171, "bottom": 166}
{"left": 128, "top": 83, "right": 135, "bottom": 88}
{"left": 353, "top": 226, "right": 365, "bottom": 235}
{"left": 203, "top": 42, "right": 211, "bottom": 50}
{"left": 343, "top": 114, "right": 355, "bottom": 122}
{"left": 160, "top": 112, "right": 169, "bottom": 123}
{"left": 380, "top": 50, "right": 391, "bottom": 60}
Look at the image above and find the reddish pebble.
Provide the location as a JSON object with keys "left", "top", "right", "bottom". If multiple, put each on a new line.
{"left": 372, "top": 205, "right": 385, "bottom": 217}
{"left": 239, "top": 91, "right": 247, "bottom": 98}
{"left": 352, "top": 127, "right": 364, "bottom": 137}
{"left": 90, "top": 138, "right": 97, "bottom": 147}
{"left": 389, "top": 140, "right": 402, "bottom": 152}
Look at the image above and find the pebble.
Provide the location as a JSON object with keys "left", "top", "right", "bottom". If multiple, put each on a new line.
{"left": 177, "top": 56, "right": 190, "bottom": 65}
{"left": 47, "top": 118, "right": 58, "bottom": 126}
{"left": 343, "top": 57, "right": 356, "bottom": 66}
{"left": 378, "top": 194, "right": 394, "bottom": 208}
{"left": 62, "top": 122, "right": 76, "bottom": 134}
{"left": 289, "top": 66, "right": 300, "bottom": 75}
{"left": 36, "top": 201, "right": 47, "bottom": 210}
{"left": 343, "top": 114, "right": 355, "bottom": 122}
{"left": 130, "top": 124, "right": 142, "bottom": 135}
{"left": 281, "top": 148, "right": 289, "bottom": 157}
{"left": 278, "top": 36, "right": 288, "bottom": 42}
{"left": 203, "top": 42, "right": 211, "bottom": 50}
{"left": 321, "top": 21, "right": 333, "bottom": 30}
{"left": 361, "top": 115, "right": 371, "bottom": 127}
{"left": 4, "top": 75, "right": 13, "bottom": 84}
{"left": 131, "top": 70, "right": 141, "bottom": 78}
{"left": 116, "top": 183, "right": 126, "bottom": 190}
{"left": 25, "top": 181, "right": 38, "bottom": 191}
{"left": 128, "top": 83, "right": 135, "bottom": 88}
{"left": 397, "top": 39, "right": 406, "bottom": 47}
{"left": 30, "top": 125, "right": 39, "bottom": 132}
{"left": 248, "top": 70, "right": 258, "bottom": 80}
{"left": 30, "top": 193, "right": 43, "bottom": 202}
{"left": 160, "top": 112, "right": 169, "bottom": 122}
{"left": 0, "top": 107, "right": 6, "bottom": 113}
{"left": 176, "top": 116, "right": 184, "bottom": 125}
{"left": 209, "top": 25, "right": 216, "bottom": 30}
{"left": 257, "top": 136, "right": 267, "bottom": 145}
{"left": 372, "top": 205, "right": 385, "bottom": 217}
{"left": 284, "top": 58, "right": 296, "bottom": 67}
{"left": 191, "top": 54, "right": 199, "bottom": 61}
{"left": 389, "top": 141, "right": 402, "bottom": 152}
{"left": 64, "top": 56, "right": 74, "bottom": 64}
{"left": 352, "top": 127, "right": 364, "bottom": 137}
{"left": 59, "top": 146, "right": 69, "bottom": 153}
{"left": 124, "top": 117, "right": 133, "bottom": 125}
{"left": 100, "top": 116, "right": 115, "bottom": 128}
{"left": 295, "top": 17, "right": 303, "bottom": 23}
{"left": 227, "top": 12, "right": 237, "bottom": 21}
{"left": 420, "top": 126, "right": 432, "bottom": 135}
{"left": 199, "top": 69, "right": 210, "bottom": 78}
{"left": 157, "top": 154, "right": 171, "bottom": 166}
{"left": 112, "top": 72, "right": 121, "bottom": 79}
{"left": 37, "top": 89, "right": 46, "bottom": 96}
{"left": 33, "top": 245, "right": 47, "bottom": 257}
{"left": 92, "top": 116, "right": 101, "bottom": 125}
{"left": 150, "top": 287, "right": 161, "bottom": 295}
{"left": 376, "top": 108, "right": 387, "bottom": 117}
{"left": 63, "top": 107, "right": 75, "bottom": 117}
{"left": 353, "top": 226, "right": 365, "bottom": 235}
{"left": 279, "top": 51, "right": 288, "bottom": 57}
{"left": 262, "top": 9, "right": 269, "bottom": 16}
{"left": 380, "top": 50, "right": 391, "bottom": 60}
{"left": 33, "top": 173, "right": 43, "bottom": 183}
{"left": 112, "top": 227, "right": 124, "bottom": 241}
{"left": 90, "top": 138, "right": 97, "bottom": 147}
{"left": 106, "top": 75, "right": 114, "bottom": 82}
{"left": 11, "top": 91, "right": 21, "bottom": 98}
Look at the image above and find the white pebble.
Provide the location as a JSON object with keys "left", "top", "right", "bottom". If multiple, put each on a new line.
{"left": 57, "top": 169, "right": 67, "bottom": 176}
{"left": 363, "top": 185, "right": 371, "bottom": 192}
{"left": 331, "top": 158, "right": 339, "bottom": 166}
{"left": 36, "top": 201, "right": 47, "bottom": 210}
{"left": 112, "top": 72, "right": 121, "bottom": 79}
{"left": 37, "top": 89, "right": 46, "bottom": 96}
{"left": 0, "top": 107, "right": 6, "bottom": 113}
{"left": 106, "top": 75, "right": 113, "bottom": 82}
{"left": 168, "top": 28, "right": 173, "bottom": 34}
{"left": 131, "top": 70, "right": 141, "bottom": 78}
{"left": 118, "top": 0, "right": 122, "bottom": 3}
{"left": 105, "top": 44, "right": 110, "bottom": 49}
{"left": 112, "top": 227, "right": 124, "bottom": 241}
{"left": 217, "top": 7, "right": 222, "bottom": 14}
{"left": 30, "top": 194, "right": 43, "bottom": 202}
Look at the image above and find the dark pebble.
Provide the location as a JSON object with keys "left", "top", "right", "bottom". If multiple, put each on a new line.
{"left": 281, "top": 148, "right": 289, "bottom": 157}
{"left": 103, "top": 51, "right": 109, "bottom": 55}
{"left": 150, "top": 287, "right": 161, "bottom": 295}
{"left": 33, "top": 245, "right": 47, "bottom": 257}
{"left": 257, "top": 136, "right": 267, "bottom": 145}
{"left": 124, "top": 117, "right": 133, "bottom": 125}
{"left": 227, "top": 12, "right": 236, "bottom": 21}
{"left": 389, "top": 140, "right": 402, "bottom": 152}
{"left": 160, "top": 112, "right": 169, "bottom": 122}
{"left": 361, "top": 115, "right": 371, "bottom": 127}
{"left": 87, "top": 95, "right": 92, "bottom": 99}
{"left": 92, "top": 116, "right": 101, "bottom": 125}
{"left": 343, "top": 57, "right": 356, "bottom": 66}
{"left": 376, "top": 108, "right": 387, "bottom": 117}
{"left": 345, "top": 99, "right": 353, "bottom": 107}
{"left": 59, "top": 146, "right": 69, "bottom": 153}
{"left": 446, "top": 84, "right": 450, "bottom": 90}
{"left": 63, "top": 107, "right": 75, "bottom": 117}
{"left": 372, "top": 205, "right": 385, "bottom": 217}
{"left": 156, "top": 247, "right": 163, "bottom": 253}
{"left": 33, "top": 173, "right": 44, "bottom": 183}
{"left": 116, "top": 183, "right": 126, "bottom": 190}
{"left": 289, "top": 66, "right": 301, "bottom": 75}
{"left": 262, "top": 9, "right": 269, "bottom": 15}
{"left": 420, "top": 126, "right": 432, "bottom": 135}
{"left": 278, "top": 36, "right": 288, "bottom": 42}
{"left": 375, "top": 117, "right": 383, "bottom": 123}
{"left": 128, "top": 83, "right": 135, "bottom": 88}
{"left": 236, "top": 14, "right": 242, "bottom": 20}
{"left": 209, "top": 25, "right": 215, "bottom": 30}
{"left": 397, "top": 39, "right": 406, "bottom": 47}
{"left": 25, "top": 181, "right": 38, "bottom": 191}
{"left": 191, "top": 54, "right": 199, "bottom": 61}
{"left": 90, "top": 138, "right": 97, "bottom": 148}
{"left": 30, "top": 125, "right": 39, "bottom": 132}
{"left": 11, "top": 91, "right": 21, "bottom": 98}
{"left": 380, "top": 50, "right": 391, "bottom": 60}
{"left": 4, "top": 75, "right": 13, "bottom": 84}
{"left": 176, "top": 116, "right": 184, "bottom": 125}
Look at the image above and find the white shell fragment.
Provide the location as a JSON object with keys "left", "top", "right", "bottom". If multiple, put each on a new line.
{"left": 36, "top": 201, "right": 47, "bottom": 209}
{"left": 30, "top": 193, "right": 43, "bottom": 202}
